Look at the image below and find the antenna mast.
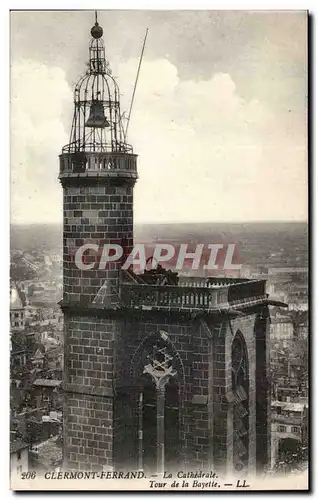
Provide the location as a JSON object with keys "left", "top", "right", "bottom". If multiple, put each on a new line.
{"left": 125, "top": 28, "right": 148, "bottom": 140}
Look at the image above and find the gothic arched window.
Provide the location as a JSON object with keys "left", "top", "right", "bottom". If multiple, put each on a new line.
{"left": 131, "top": 331, "right": 184, "bottom": 474}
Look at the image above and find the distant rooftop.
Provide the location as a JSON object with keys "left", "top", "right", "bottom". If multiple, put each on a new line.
{"left": 272, "top": 401, "right": 308, "bottom": 412}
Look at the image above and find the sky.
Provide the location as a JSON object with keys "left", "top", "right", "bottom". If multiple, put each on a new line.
{"left": 10, "top": 10, "right": 308, "bottom": 224}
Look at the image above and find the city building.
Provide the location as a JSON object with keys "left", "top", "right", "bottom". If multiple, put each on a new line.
{"left": 274, "top": 381, "right": 308, "bottom": 403}
{"left": 59, "top": 16, "right": 286, "bottom": 475}
{"left": 271, "top": 401, "right": 308, "bottom": 469}
{"left": 10, "top": 434, "right": 29, "bottom": 481}
{"left": 32, "top": 379, "right": 62, "bottom": 409}
{"left": 270, "top": 317, "right": 294, "bottom": 345}
{"left": 10, "top": 283, "right": 26, "bottom": 331}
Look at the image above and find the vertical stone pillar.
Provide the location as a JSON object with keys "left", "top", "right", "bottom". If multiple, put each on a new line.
{"left": 138, "top": 392, "right": 143, "bottom": 471}
{"left": 143, "top": 359, "right": 176, "bottom": 474}
{"left": 255, "top": 308, "right": 271, "bottom": 472}
{"left": 211, "top": 320, "right": 233, "bottom": 475}
{"left": 157, "top": 385, "right": 165, "bottom": 474}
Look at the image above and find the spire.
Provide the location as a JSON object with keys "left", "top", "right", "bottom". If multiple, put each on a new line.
{"left": 61, "top": 11, "right": 133, "bottom": 154}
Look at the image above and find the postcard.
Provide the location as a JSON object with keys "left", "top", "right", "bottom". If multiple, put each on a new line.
{"left": 10, "top": 9, "right": 308, "bottom": 491}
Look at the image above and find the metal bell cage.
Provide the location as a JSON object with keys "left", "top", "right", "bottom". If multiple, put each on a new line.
{"left": 62, "top": 28, "right": 133, "bottom": 156}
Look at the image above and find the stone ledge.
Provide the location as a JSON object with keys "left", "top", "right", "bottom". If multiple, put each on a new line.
{"left": 59, "top": 176, "right": 137, "bottom": 188}
{"left": 63, "top": 383, "right": 114, "bottom": 398}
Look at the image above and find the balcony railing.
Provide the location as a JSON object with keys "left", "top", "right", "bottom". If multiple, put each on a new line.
{"left": 207, "top": 277, "right": 250, "bottom": 287}
{"left": 120, "top": 283, "right": 230, "bottom": 310}
{"left": 179, "top": 277, "right": 249, "bottom": 288}
{"left": 228, "top": 279, "right": 267, "bottom": 303}
{"left": 119, "top": 279, "right": 268, "bottom": 311}
{"left": 59, "top": 152, "right": 137, "bottom": 177}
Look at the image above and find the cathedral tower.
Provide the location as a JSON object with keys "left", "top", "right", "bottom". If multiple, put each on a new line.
{"left": 60, "top": 14, "right": 276, "bottom": 476}
{"left": 59, "top": 16, "right": 137, "bottom": 470}
{"left": 60, "top": 15, "right": 137, "bottom": 307}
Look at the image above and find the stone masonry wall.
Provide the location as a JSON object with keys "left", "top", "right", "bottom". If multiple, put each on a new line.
{"left": 112, "top": 311, "right": 259, "bottom": 473}
{"left": 63, "top": 182, "right": 134, "bottom": 304}
{"left": 63, "top": 313, "right": 117, "bottom": 471}
{"left": 63, "top": 307, "right": 267, "bottom": 473}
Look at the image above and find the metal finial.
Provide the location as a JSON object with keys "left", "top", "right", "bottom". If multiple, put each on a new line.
{"left": 91, "top": 11, "right": 103, "bottom": 38}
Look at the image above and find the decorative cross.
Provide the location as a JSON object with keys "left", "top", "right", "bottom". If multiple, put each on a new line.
{"left": 143, "top": 345, "right": 176, "bottom": 389}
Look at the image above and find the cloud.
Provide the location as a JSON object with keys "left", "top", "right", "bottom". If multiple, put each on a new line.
{"left": 116, "top": 58, "right": 307, "bottom": 222}
{"left": 10, "top": 56, "right": 307, "bottom": 224}
{"left": 11, "top": 60, "right": 72, "bottom": 224}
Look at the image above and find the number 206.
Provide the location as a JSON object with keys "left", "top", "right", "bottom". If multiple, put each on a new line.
{"left": 21, "top": 471, "right": 36, "bottom": 479}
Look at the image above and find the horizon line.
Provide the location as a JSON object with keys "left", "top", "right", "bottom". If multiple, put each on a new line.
{"left": 10, "top": 220, "right": 308, "bottom": 226}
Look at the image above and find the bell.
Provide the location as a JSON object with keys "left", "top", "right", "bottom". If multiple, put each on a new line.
{"left": 85, "top": 100, "right": 110, "bottom": 128}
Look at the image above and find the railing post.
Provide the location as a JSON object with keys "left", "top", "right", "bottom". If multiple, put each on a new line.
{"left": 138, "top": 392, "right": 143, "bottom": 471}
{"left": 156, "top": 385, "right": 165, "bottom": 475}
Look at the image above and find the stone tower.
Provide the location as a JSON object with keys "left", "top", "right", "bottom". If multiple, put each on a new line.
{"left": 59, "top": 16, "right": 137, "bottom": 471}
{"left": 60, "top": 16, "right": 281, "bottom": 476}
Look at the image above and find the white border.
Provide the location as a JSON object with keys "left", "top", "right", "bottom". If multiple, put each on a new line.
{"left": 1, "top": 2, "right": 315, "bottom": 499}
{"left": 3, "top": 1, "right": 314, "bottom": 10}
